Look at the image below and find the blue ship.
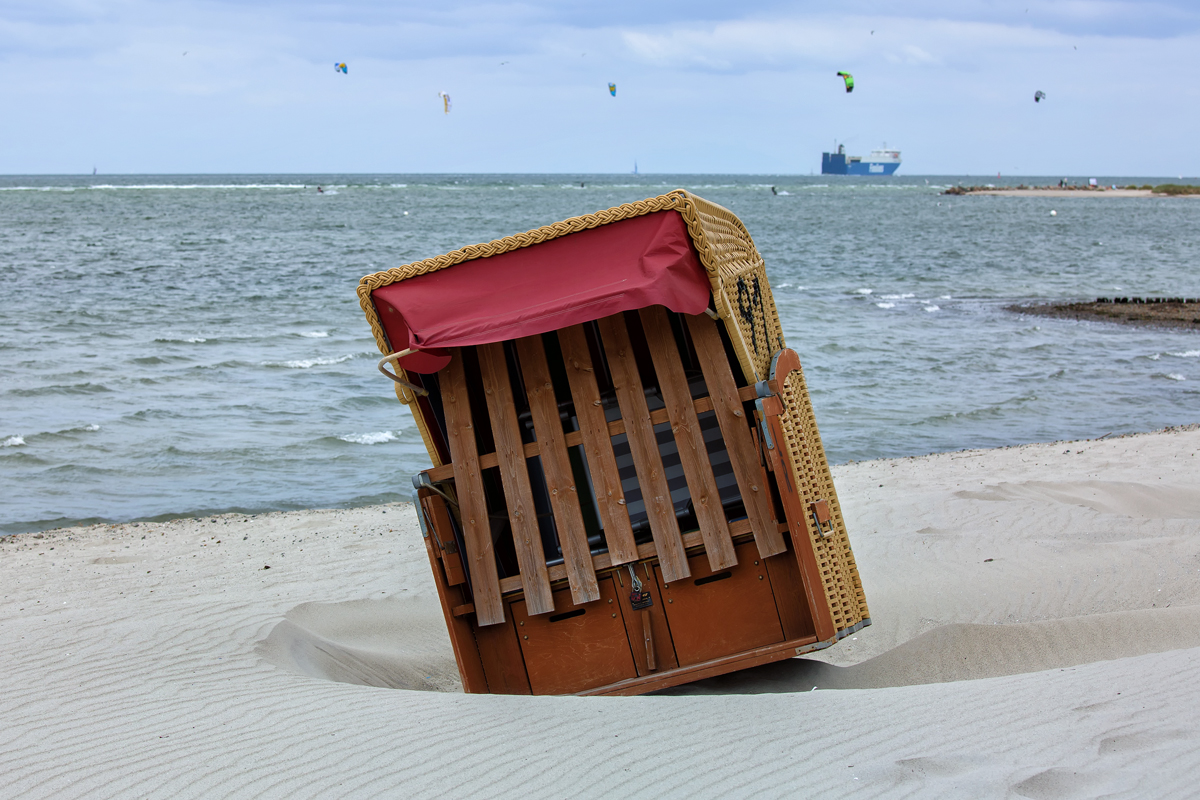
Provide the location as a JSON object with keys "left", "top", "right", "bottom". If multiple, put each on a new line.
{"left": 822, "top": 144, "right": 901, "bottom": 175}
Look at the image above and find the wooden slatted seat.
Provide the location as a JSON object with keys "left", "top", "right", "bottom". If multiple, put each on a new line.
{"left": 360, "top": 191, "right": 870, "bottom": 695}
{"left": 430, "top": 307, "right": 778, "bottom": 618}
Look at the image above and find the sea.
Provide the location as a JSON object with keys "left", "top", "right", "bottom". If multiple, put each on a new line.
{"left": 2, "top": 174, "right": 1198, "bottom": 534}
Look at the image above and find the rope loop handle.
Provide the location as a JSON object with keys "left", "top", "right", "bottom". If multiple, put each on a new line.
{"left": 377, "top": 350, "right": 430, "bottom": 397}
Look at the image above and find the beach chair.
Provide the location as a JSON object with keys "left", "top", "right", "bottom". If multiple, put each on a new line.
{"left": 358, "top": 191, "right": 869, "bottom": 695}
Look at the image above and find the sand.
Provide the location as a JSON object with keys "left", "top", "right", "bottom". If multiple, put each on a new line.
{"left": 964, "top": 189, "right": 1154, "bottom": 197}
{"left": 3, "top": 427, "right": 1199, "bottom": 797}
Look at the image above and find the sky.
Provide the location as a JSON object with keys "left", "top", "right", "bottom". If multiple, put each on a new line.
{"left": 1, "top": 1, "right": 1198, "bottom": 175}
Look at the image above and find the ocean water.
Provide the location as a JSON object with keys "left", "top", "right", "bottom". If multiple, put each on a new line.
{"left": 2, "top": 174, "right": 1198, "bottom": 533}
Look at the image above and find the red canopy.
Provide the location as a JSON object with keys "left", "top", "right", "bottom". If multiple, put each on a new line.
{"left": 372, "top": 210, "right": 712, "bottom": 373}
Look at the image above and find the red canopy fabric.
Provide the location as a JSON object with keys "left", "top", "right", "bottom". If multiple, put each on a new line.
{"left": 372, "top": 210, "right": 712, "bottom": 373}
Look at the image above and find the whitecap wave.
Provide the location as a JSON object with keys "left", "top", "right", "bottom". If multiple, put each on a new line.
{"left": 87, "top": 184, "right": 307, "bottom": 190}
{"left": 264, "top": 354, "right": 357, "bottom": 369}
{"left": 855, "top": 288, "right": 873, "bottom": 295}
{"left": 925, "top": 305, "right": 940, "bottom": 312}
{"left": 339, "top": 431, "right": 396, "bottom": 445}
{"left": 299, "top": 331, "right": 329, "bottom": 338}
{"left": 1168, "top": 350, "right": 1200, "bottom": 358}
{"left": 881, "top": 293, "right": 915, "bottom": 300}
{"left": 1166, "top": 374, "right": 1186, "bottom": 381}
{"left": 875, "top": 302, "right": 896, "bottom": 309}
{"left": 2, "top": 435, "right": 25, "bottom": 447}
{"left": 154, "top": 336, "right": 210, "bottom": 344}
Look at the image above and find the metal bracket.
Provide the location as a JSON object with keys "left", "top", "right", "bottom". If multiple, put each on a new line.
{"left": 754, "top": 399, "right": 775, "bottom": 450}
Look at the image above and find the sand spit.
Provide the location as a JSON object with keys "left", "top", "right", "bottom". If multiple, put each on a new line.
{"left": 950, "top": 188, "right": 1155, "bottom": 197}
{"left": 2, "top": 427, "right": 1199, "bottom": 797}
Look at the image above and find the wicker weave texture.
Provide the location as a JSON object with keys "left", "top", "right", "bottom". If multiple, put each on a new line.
{"left": 777, "top": 364, "right": 870, "bottom": 633}
{"left": 675, "top": 197, "right": 786, "bottom": 383}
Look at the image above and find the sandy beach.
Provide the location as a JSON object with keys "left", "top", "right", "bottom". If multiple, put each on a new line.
{"left": 3, "top": 426, "right": 1199, "bottom": 797}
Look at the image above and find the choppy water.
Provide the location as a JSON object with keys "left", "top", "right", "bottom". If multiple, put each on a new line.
{"left": 2, "top": 174, "right": 1198, "bottom": 533}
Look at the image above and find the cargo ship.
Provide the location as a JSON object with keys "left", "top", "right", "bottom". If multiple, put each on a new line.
{"left": 821, "top": 144, "right": 901, "bottom": 175}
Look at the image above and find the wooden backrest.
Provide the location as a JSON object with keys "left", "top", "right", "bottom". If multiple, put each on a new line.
{"left": 427, "top": 308, "right": 784, "bottom": 626}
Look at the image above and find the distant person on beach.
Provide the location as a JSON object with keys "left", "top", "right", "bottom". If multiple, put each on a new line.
{"left": 771, "top": 186, "right": 777, "bottom": 195}
{"left": 317, "top": 186, "right": 324, "bottom": 194}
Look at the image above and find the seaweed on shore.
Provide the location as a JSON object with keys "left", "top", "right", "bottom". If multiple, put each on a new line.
{"left": 1152, "top": 184, "right": 1200, "bottom": 196}
{"left": 1009, "top": 298, "right": 1200, "bottom": 330}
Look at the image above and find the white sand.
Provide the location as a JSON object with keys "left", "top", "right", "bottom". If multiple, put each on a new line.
{"left": 3, "top": 427, "right": 1199, "bottom": 797}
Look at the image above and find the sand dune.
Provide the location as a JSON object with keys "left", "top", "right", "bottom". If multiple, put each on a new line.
{"left": 1, "top": 426, "right": 1198, "bottom": 797}
{"left": 667, "top": 605, "right": 1200, "bottom": 693}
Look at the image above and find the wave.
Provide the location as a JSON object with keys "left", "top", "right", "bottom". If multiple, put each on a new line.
{"left": 90, "top": 184, "right": 308, "bottom": 190}
{"left": 881, "top": 293, "right": 916, "bottom": 300}
{"left": 875, "top": 302, "right": 896, "bottom": 309}
{"left": 338, "top": 431, "right": 397, "bottom": 445}
{"left": 1168, "top": 351, "right": 1200, "bottom": 358}
{"left": 7, "top": 383, "right": 112, "bottom": 397}
{"left": 1, "top": 424, "right": 101, "bottom": 447}
{"left": 261, "top": 354, "right": 358, "bottom": 369}
{"left": 1164, "top": 373, "right": 1187, "bottom": 381}
{"left": 924, "top": 305, "right": 941, "bottom": 312}
{"left": 299, "top": 331, "right": 329, "bottom": 338}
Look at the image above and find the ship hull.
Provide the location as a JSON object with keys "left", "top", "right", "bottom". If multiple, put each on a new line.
{"left": 822, "top": 152, "right": 901, "bottom": 175}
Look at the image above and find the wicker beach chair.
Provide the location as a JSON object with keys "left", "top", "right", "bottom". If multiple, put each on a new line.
{"left": 358, "top": 191, "right": 869, "bottom": 696}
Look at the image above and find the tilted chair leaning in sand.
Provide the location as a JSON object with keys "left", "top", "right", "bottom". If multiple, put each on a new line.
{"left": 357, "top": 191, "right": 870, "bottom": 696}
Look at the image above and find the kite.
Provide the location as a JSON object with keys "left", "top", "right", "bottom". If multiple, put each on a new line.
{"left": 837, "top": 71, "right": 854, "bottom": 93}
{"left": 334, "top": 62, "right": 347, "bottom": 74}
{"left": 608, "top": 82, "right": 616, "bottom": 96}
{"left": 1034, "top": 90, "right": 1046, "bottom": 103}
{"left": 438, "top": 91, "right": 451, "bottom": 114}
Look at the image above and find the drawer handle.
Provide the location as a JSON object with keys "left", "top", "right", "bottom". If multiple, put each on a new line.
{"left": 694, "top": 571, "right": 733, "bottom": 587}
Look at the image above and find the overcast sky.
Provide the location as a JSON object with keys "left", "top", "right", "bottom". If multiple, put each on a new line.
{"left": 2, "top": 1, "right": 1197, "bottom": 175}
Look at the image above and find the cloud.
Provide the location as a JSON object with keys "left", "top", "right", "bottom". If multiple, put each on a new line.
{"left": 0, "top": 1, "right": 1197, "bottom": 173}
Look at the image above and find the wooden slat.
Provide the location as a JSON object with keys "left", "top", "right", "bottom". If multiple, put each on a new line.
{"left": 477, "top": 342, "right": 555, "bottom": 616}
{"left": 763, "top": 411, "right": 837, "bottom": 643}
{"left": 596, "top": 313, "right": 690, "bottom": 583}
{"left": 514, "top": 335, "right": 601, "bottom": 605}
{"left": 640, "top": 306, "right": 737, "bottom": 572}
{"left": 685, "top": 313, "right": 787, "bottom": 558}
{"left": 557, "top": 325, "right": 639, "bottom": 564}
{"left": 424, "top": 390, "right": 761, "bottom": 483}
{"left": 442, "top": 349, "right": 505, "bottom": 626}
{"left": 417, "top": 502, "right": 488, "bottom": 694}
{"left": 497, "top": 517, "right": 770, "bottom": 595}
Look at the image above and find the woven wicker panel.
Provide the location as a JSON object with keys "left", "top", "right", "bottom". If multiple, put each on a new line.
{"left": 674, "top": 196, "right": 785, "bottom": 383}
{"left": 775, "top": 365, "right": 869, "bottom": 633}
